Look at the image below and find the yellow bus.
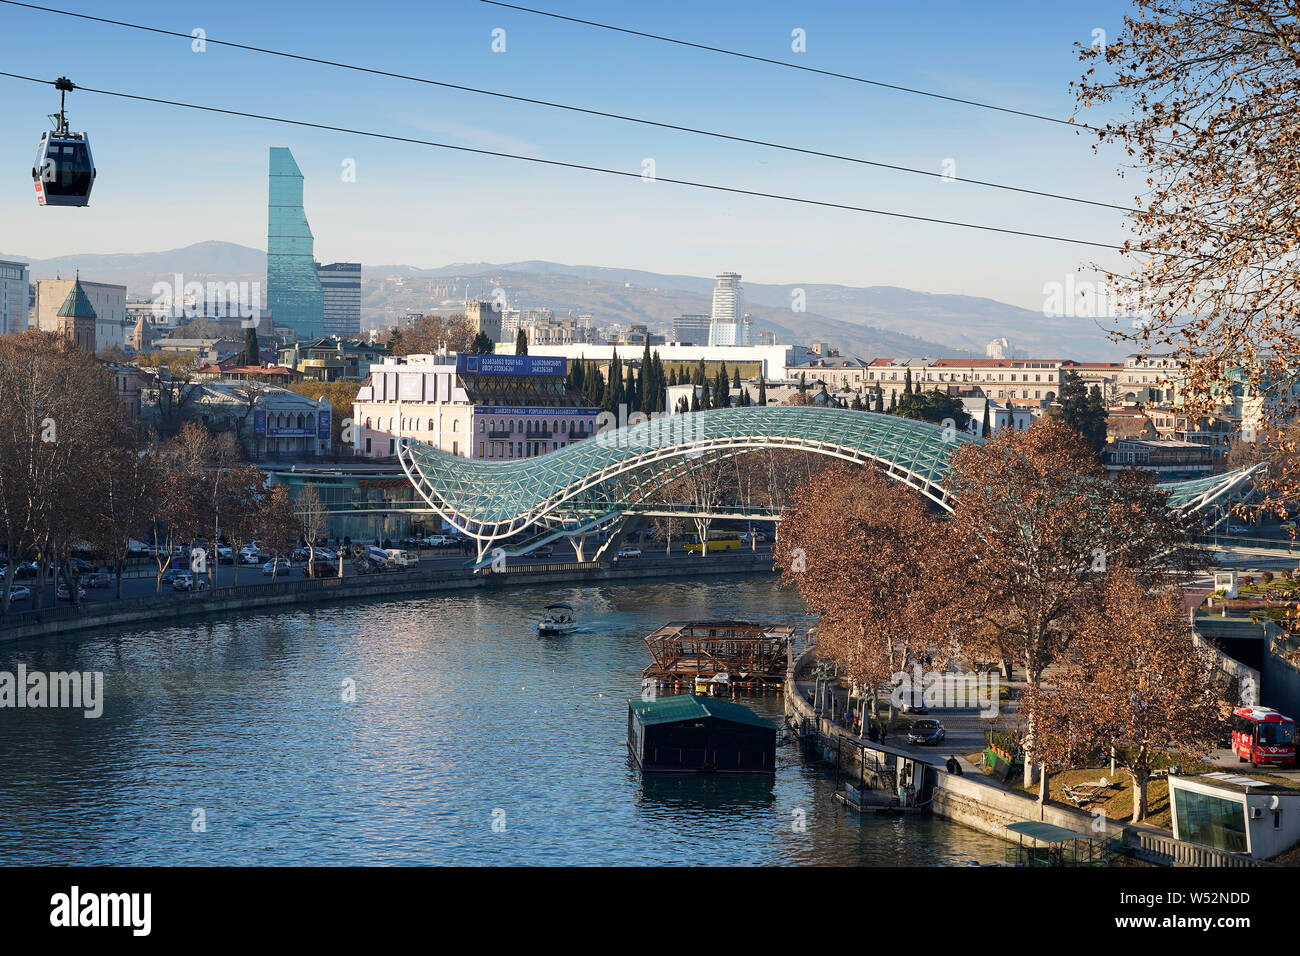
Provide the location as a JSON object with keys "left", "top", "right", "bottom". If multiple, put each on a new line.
{"left": 684, "top": 530, "right": 743, "bottom": 553}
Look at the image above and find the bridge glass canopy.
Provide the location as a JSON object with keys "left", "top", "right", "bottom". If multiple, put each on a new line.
{"left": 399, "top": 406, "right": 1257, "bottom": 539}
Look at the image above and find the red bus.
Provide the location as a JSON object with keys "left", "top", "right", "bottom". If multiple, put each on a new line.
{"left": 1232, "top": 706, "right": 1296, "bottom": 767}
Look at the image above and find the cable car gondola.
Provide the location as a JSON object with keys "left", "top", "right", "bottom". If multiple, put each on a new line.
{"left": 32, "top": 76, "right": 95, "bottom": 207}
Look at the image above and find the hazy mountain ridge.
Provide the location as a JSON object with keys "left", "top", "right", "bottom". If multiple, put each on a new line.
{"left": 2, "top": 242, "right": 1124, "bottom": 359}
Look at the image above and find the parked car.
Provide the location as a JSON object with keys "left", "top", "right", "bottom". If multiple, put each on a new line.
{"left": 56, "top": 583, "right": 86, "bottom": 601}
{"left": 6, "top": 585, "right": 31, "bottom": 602}
{"left": 314, "top": 548, "right": 337, "bottom": 562}
{"left": 300, "top": 558, "right": 336, "bottom": 577}
{"left": 422, "top": 535, "right": 453, "bottom": 547}
{"left": 739, "top": 531, "right": 767, "bottom": 543}
{"left": 616, "top": 546, "right": 642, "bottom": 558}
{"left": 907, "top": 719, "right": 946, "bottom": 746}
{"left": 67, "top": 558, "right": 97, "bottom": 575}
{"left": 172, "top": 572, "right": 209, "bottom": 592}
{"left": 83, "top": 572, "right": 111, "bottom": 588}
{"left": 261, "top": 558, "right": 293, "bottom": 576}
{"left": 240, "top": 550, "right": 264, "bottom": 565}
{"left": 215, "top": 546, "right": 234, "bottom": 565}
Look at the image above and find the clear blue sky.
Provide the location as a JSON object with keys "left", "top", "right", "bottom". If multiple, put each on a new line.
{"left": 0, "top": 0, "right": 1145, "bottom": 310}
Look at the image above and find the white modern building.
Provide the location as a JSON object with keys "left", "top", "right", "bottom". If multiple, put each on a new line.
{"left": 317, "top": 261, "right": 362, "bottom": 338}
{"left": 33, "top": 277, "right": 128, "bottom": 352}
{"left": 710, "top": 272, "right": 744, "bottom": 324}
{"left": 709, "top": 314, "right": 752, "bottom": 347}
{"left": 0, "top": 259, "right": 29, "bottom": 335}
{"left": 708, "top": 272, "right": 751, "bottom": 346}
{"left": 1170, "top": 773, "right": 1300, "bottom": 859}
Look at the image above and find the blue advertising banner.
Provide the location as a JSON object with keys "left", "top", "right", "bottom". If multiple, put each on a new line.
{"left": 455, "top": 353, "right": 566, "bottom": 377}
{"left": 253, "top": 410, "right": 267, "bottom": 434}
{"left": 318, "top": 410, "right": 332, "bottom": 441}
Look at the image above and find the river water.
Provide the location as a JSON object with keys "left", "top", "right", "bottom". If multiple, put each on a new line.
{"left": 0, "top": 576, "right": 1008, "bottom": 865}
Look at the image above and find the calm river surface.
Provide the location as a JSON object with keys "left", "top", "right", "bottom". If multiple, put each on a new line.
{"left": 0, "top": 577, "right": 1008, "bottom": 865}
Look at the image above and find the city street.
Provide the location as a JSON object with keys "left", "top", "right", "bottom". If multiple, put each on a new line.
{"left": 0, "top": 541, "right": 776, "bottom": 613}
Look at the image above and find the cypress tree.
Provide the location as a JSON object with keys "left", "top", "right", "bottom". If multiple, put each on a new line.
{"left": 982, "top": 398, "right": 992, "bottom": 437}
{"left": 652, "top": 352, "right": 666, "bottom": 413}
{"left": 757, "top": 377, "right": 767, "bottom": 407}
{"left": 639, "top": 342, "right": 652, "bottom": 411}
{"left": 244, "top": 326, "right": 259, "bottom": 366}
{"left": 904, "top": 367, "right": 914, "bottom": 396}
{"left": 515, "top": 328, "right": 529, "bottom": 355}
{"left": 732, "top": 366, "right": 741, "bottom": 388}
{"left": 690, "top": 390, "right": 701, "bottom": 412}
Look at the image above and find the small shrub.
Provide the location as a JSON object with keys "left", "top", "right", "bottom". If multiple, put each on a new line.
{"left": 1264, "top": 571, "right": 1275, "bottom": 584}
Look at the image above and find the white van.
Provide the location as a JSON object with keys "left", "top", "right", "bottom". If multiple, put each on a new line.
{"left": 385, "top": 549, "right": 419, "bottom": 568}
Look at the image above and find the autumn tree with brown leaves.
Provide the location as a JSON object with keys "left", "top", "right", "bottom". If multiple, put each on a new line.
{"left": 257, "top": 485, "right": 302, "bottom": 578}
{"left": 1023, "top": 574, "right": 1230, "bottom": 823}
{"left": 389, "top": 313, "right": 473, "bottom": 356}
{"left": 942, "top": 417, "right": 1205, "bottom": 784}
{"left": 780, "top": 464, "right": 950, "bottom": 726}
{"left": 1076, "top": 2, "right": 1300, "bottom": 501}
{"left": 0, "top": 332, "right": 131, "bottom": 612}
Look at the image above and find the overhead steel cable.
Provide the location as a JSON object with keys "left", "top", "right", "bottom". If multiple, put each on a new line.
{"left": 0, "top": 0, "right": 1140, "bottom": 216}
{"left": 479, "top": 1, "right": 1115, "bottom": 137}
{"left": 0, "top": 69, "right": 1131, "bottom": 252}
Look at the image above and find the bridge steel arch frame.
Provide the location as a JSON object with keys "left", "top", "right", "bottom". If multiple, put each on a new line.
{"left": 398, "top": 406, "right": 1261, "bottom": 560}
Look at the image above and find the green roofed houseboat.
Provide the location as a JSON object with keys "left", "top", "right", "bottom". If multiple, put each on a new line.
{"left": 627, "top": 694, "right": 778, "bottom": 774}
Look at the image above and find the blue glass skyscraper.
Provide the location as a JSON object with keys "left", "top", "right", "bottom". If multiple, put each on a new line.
{"left": 267, "top": 147, "right": 324, "bottom": 339}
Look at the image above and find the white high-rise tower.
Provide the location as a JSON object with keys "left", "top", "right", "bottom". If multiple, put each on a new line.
{"left": 709, "top": 272, "right": 750, "bottom": 346}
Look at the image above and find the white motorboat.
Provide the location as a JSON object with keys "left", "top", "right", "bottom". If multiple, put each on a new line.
{"left": 538, "top": 603, "right": 578, "bottom": 636}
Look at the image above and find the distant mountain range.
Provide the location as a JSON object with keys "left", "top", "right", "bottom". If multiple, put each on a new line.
{"left": 1, "top": 241, "right": 1128, "bottom": 359}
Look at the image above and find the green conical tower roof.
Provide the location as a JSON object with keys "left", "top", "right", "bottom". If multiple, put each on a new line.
{"left": 57, "top": 277, "right": 97, "bottom": 320}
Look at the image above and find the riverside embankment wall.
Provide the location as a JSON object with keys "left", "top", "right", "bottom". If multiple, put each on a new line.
{"left": 784, "top": 646, "right": 1266, "bottom": 866}
{"left": 0, "top": 552, "right": 776, "bottom": 645}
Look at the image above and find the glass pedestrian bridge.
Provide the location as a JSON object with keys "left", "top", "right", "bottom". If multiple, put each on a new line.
{"left": 399, "top": 406, "right": 1261, "bottom": 557}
